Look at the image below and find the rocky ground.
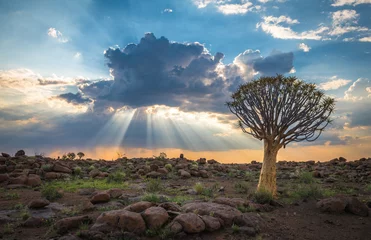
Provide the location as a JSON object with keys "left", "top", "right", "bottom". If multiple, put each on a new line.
{"left": 0, "top": 150, "right": 371, "bottom": 240}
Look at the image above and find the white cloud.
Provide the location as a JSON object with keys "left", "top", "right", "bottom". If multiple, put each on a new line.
{"left": 359, "top": 36, "right": 371, "bottom": 42}
{"left": 47, "top": 27, "right": 68, "bottom": 43}
{"left": 328, "top": 10, "right": 368, "bottom": 36}
{"left": 332, "top": 9, "right": 358, "bottom": 25}
{"left": 216, "top": 2, "right": 253, "bottom": 15}
{"left": 343, "top": 37, "right": 355, "bottom": 42}
{"left": 256, "top": 16, "right": 329, "bottom": 40}
{"left": 319, "top": 76, "right": 352, "bottom": 91}
{"left": 162, "top": 8, "right": 173, "bottom": 13}
{"left": 289, "top": 67, "right": 296, "bottom": 73}
{"left": 332, "top": 0, "right": 371, "bottom": 6}
{"left": 192, "top": 0, "right": 220, "bottom": 8}
{"left": 344, "top": 78, "right": 371, "bottom": 100}
{"left": 298, "top": 43, "right": 311, "bottom": 52}
{"left": 74, "top": 52, "right": 82, "bottom": 59}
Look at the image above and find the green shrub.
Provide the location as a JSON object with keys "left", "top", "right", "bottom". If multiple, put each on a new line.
{"left": 41, "top": 184, "right": 63, "bottom": 201}
{"left": 20, "top": 208, "right": 31, "bottom": 220}
{"left": 244, "top": 171, "right": 255, "bottom": 181}
{"left": 5, "top": 192, "right": 20, "bottom": 200}
{"left": 3, "top": 223, "right": 15, "bottom": 234}
{"left": 232, "top": 224, "right": 240, "bottom": 233}
{"left": 88, "top": 165, "right": 95, "bottom": 171}
{"left": 146, "top": 178, "right": 163, "bottom": 193}
{"left": 165, "top": 164, "right": 173, "bottom": 172}
{"left": 299, "top": 171, "right": 315, "bottom": 184}
{"left": 141, "top": 193, "right": 168, "bottom": 203}
{"left": 234, "top": 181, "right": 250, "bottom": 194}
{"left": 292, "top": 184, "right": 330, "bottom": 199}
{"left": 73, "top": 167, "right": 82, "bottom": 176}
{"left": 106, "top": 170, "right": 126, "bottom": 183}
{"left": 42, "top": 164, "right": 53, "bottom": 172}
{"left": 253, "top": 188, "right": 273, "bottom": 204}
{"left": 193, "top": 182, "right": 204, "bottom": 195}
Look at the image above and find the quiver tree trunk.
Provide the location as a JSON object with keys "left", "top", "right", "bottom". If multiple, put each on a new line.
{"left": 257, "top": 140, "right": 280, "bottom": 196}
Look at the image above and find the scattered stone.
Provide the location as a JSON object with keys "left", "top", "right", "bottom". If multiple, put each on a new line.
{"left": 1, "top": 153, "right": 10, "bottom": 158}
{"left": 345, "top": 197, "right": 369, "bottom": 217}
{"left": 200, "top": 215, "right": 221, "bottom": 232}
{"left": 56, "top": 215, "right": 92, "bottom": 234}
{"left": 91, "top": 192, "right": 110, "bottom": 204}
{"left": 171, "top": 213, "right": 205, "bottom": 233}
{"left": 159, "top": 202, "right": 182, "bottom": 212}
{"left": 92, "top": 210, "right": 146, "bottom": 234}
{"left": 15, "top": 150, "right": 26, "bottom": 157}
{"left": 53, "top": 163, "right": 72, "bottom": 174}
{"left": 124, "top": 201, "right": 154, "bottom": 213}
{"left": 23, "top": 217, "right": 44, "bottom": 227}
{"left": 142, "top": 207, "right": 169, "bottom": 229}
{"left": 179, "top": 170, "right": 191, "bottom": 179}
{"left": 317, "top": 197, "right": 346, "bottom": 214}
{"left": 26, "top": 174, "right": 42, "bottom": 187}
{"left": 28, "top": 199, "right": 50, "bottom": 209}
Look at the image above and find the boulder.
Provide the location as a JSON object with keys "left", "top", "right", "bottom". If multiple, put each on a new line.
{"left": 200, "top": 215, "right": 221, "bottom": 232}
{"left": 182, "top": 202, "right": 242, "bottom": 227}
{"left": 45, "top": 172, "right": 62, "bottom": 180}
{"left": 1, "top": 153, "right": 10, "bottom": 158}
{"left": 56, "top": 215, "right": 92, "bottom": 234}
{"left": 92, "top": 210, "right": 146, "bottom": 234}
{"left": 179, "top": 170, "right": 191, "bottom": 179}
{"left": 146, "top": 171, "right": 162, "bottom": 178}
{"left": 157, "top": 168, "right": 168, "bottom": 175}
{"left": 142, "top": 207, "right": 169, "bottom": 229}
{"left": 53, "top": 163, "right": 72, "bottom": 174}
{"left": 345, "top": 197, "right": 369, "bottom": 217}
{"left": 213, "top": 197, "right": 246, "bottom": 208}
{"left": 23, "top": 217, "right": 45, "bottom": 227}
{"left": 26, "top": 174, "right": 42, "bottom": 187}
{"left": 316, "top": 197, "right": 346, "bottom": 214}
{"left": 8, "top": 175, "right": 28, "bottom": 185}
{"left": 124, "top": 201, "right": 154, "bottom": 213}
{"left": 91, "top": 192, "right": 110, "bottom": 204}
{"left": 199, "top": 170, "right": 209, "bottom": 178}
{"left": 28, "top": 199, "right": 50, "bottom": 209}
{"left": 159, "top": 202, "right": 182, "bottom": 212}
{"left": 15, "top": 150, "right": 25, "bottom": 157}
{"left": 197, "top": 158, "right": 206, "bottom": 164}
{"left": 0, "top": 173, "right": 9, "bottom": 183}
{"left": 171, "top": 213, "right": 205, "bottom": 233}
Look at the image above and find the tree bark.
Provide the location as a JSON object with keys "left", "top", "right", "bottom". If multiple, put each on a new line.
{"left": 257, "top": 140, "right": 280, "bottom": 196}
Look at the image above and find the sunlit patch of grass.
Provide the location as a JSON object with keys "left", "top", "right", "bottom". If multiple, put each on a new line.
{"left": 146, "top": 178, "right": 163, "bottom": 193}
{"left": 169, "top": 195, "right": 195, "bottom": 206}
{"left": 44, "top": 179, "right": 128, "bottom": 193}
{"left": 298, "top": 171, "right": 315, "bottom": 184}
{"left": 234, "top": 181, "right": 250, "bottom": 194}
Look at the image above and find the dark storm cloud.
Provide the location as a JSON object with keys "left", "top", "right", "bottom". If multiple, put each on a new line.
{"left": 55, "top": 33, "right": 295, "bottom": 114}
{"left": 55, "top": 92, "right": 92, "bottom": 105}
{"left": 254, "top": 51, "right": 294, "bottom": 76}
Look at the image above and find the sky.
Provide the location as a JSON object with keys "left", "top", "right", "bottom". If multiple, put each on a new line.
{"left": 0, "top": 0, "right": 371, "bottom": 162}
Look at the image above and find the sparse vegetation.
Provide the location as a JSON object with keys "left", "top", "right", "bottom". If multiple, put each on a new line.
{"left": 41, "top": 184, "right": 63, "bottom": 201}
{"left": 234, "top": 181, "right": 250, "bottom": 194}
{"left": 3, "top": 223, "right": 15, "bottom": 234}
{"left": 253, "top": 188, "right": 273, "bottom": 204}
{"left": 42, "top": 164, "right": 53, "bottom": 172}
{"left": 73, "top": 166, "right": 82, "bottom": 176}
{"left": 193, "top": 182, "right": 204, "bottom": 194}
{"left": 165, "top": 163, "right": 173, "bottom": 172}
{"left": 146, "top": 178, "right": 163, "bottom": 193}
{"left": 42, "top": 179, "right": 128, "bottom": 193}
{"left": 20, "top": 208, "right": 31, "bottom": 220}
{"left": 232, "top": 223, "right": 240, "bottom": 233}
{"left": 299, "top": 171, "right": 315, "bottom": 184}
{"left": 5, "top": 192, "right": 20, "bottom": 200}
{"left": 106, "top": 170, "right": 126, "bottom": 183}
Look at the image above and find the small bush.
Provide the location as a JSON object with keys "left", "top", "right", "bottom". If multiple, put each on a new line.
{"left": 142, "top": 193, "right": 168, "bottom": 203}
{"left": 146, "top": 178, "right": 163, "bottom": 193}
{"left": 165, "top": 164, "right": 173, "bottom": 172}
{"left": 5, "top": 192, "right": 20, "bottom": 200}
{"left": 253, "top": 189, "right": 273, "bottom": 204}
{"left": 41, "top": 184, "right": 63, "bottom": 201}
{"left": 3, "top": 223, "right": 15, "bottom": 234}
{"left": 20, "top": 208, "right": 31, "bottom": 220}
{"left": 232, "top": 224, "right": 240, "bottom": 233}
{"left": 292, "top": 184, "right": 328, "bottom": 199}
{"left": 73, "top": 167, "right": 82, "bottom": 176}
{"left": 245, "top": 171, "right": 255, "bottom": 181}
{"left": 106, "top": 170, "right": 126, "bottom": 183}
{"left": 299, "top": 171, "right": 315, "bottom": 184}
{"left": 193, "top": 182, "right": 204, "bottom": 195}
{"left": 234, "top": 181, "right": 250, "bottom": 194}
{"left": 42, "top": 164, "right": 53, "bottom": 172}
{"left": 13, "top": 203, "right": 24, "bottom": 210}
{"left": 237, "top": 205, "right": 256, "bottom": 213}
{"left": 88, "top": 165, "right": 95, "bottom": 171}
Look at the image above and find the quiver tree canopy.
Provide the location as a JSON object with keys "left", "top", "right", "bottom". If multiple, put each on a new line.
{"left": 227, "top": 75, "right": 335, "bottom": 148}
{"left": 227, "top": 75, "right": 335, "bottom": 195}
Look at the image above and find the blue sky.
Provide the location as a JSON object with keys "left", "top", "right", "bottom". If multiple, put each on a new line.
{"left": 0, "top": 0, "right": 371, "bottom": 162}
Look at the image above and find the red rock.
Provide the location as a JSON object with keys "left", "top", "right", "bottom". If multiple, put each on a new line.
{"left": 142, "top": 207, "right": 169, "bottom": 229}
{"left": 0, "top": 173, "right": 9, "bottom": 183}
{"left": 172, "top": 213, "right": 205, "bottom": 233}
{"left": 90, "top": 192, "right": 110, "bottom": 204}
{"left": 124, "top": 201, "right": 154, "bottom": 213}
{"left": 28, "top": 199, "right": 50, "bottom": 209}
{"left": 26, "top": 174, "right": 42, "bottom": 187}
{"left": 8, "top": 175, "right": 28, "bottom": 185}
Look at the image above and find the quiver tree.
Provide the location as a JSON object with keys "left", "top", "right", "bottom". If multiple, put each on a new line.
{"left": 227, "top": 75, "right": 335, "bottom": 196}
{"left": 77, "top": 152, "right": 85, "bottom": 160}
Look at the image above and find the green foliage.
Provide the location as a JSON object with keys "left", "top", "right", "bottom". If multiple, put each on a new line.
{"left": 193, "top": 182, "right": 204, "bottom": 195}
{"left": 61, "top": 207, "right": 80, "bottom": 217}
{"left": 3, "top": 223, "right": 15, "bottom": 234}
{"left": 234, "top": 181, "right": 250, "bottom": 194}
{"left": 237, "top": 205, "right": 256, "bottom": 213}
{"left": 291, "top": 184, "right": 334, "bottom": 199}
{"left": 42, "top": 164, "right": 53, "bottom": 172}
{"left": 41, "top": 184, "right": 63, "bottom": 201}
{"left": 169, "top": 195, "right": 194, "bottom": 206}
{"left": 106, "top": 170, "right": 126, "bottom": 183}
{"left": 244, "top": 171, "right": 255, "bottom": 181}
{"left": 20, "top": 208, "right": 31, "bottom": 220}
{"left": 77, "top": 152, "right": 85, "bottom": 160}
{"left": 253, "top": 189, "right": 273, "bottom": 204}
{"left": 165, "top": 164, "right": 173, "bottom": 172}
{"left": 5, "top": 192, "right": 20, "bottom": 200}
{"left": 12, "top": 203, "right": 24, "bottom": 210}
{"left": 232, "top": 224, "right": 240, "bottom": 234}
{"left": 145, "top": 228, "right": 173, "bottom": 239}
{"left": 365, "top": 184, "right": 371, "bottom": 192}
{"left": 88, "top": 165, "right": 95, "bottom": 171}
{"left": 73, "top": 167, "right": 82, "bottom": 176}
{"left": 141, "top": 193, "right": 168, "bottom": 203}
{"left": 299, "top": 171, "right": 315, "bottom": 184}
{"left": 79, "top": 222, "right": 90, "bottom": 230}
{"left": 146, "top": 178, "right": 163, "bottom": 193}
{"left": 67, "top": 152, "right": 76, "bottom": 160}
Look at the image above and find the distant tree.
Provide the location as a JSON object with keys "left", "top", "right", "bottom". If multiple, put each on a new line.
{"left": 67, "top": 152, "right": 76, "bottom": 160}
{"left": 77, "top": 152, "right": 85, "bottom": 160}
{"left": 227, "top": 75, "right": 334, "bottom": 195}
